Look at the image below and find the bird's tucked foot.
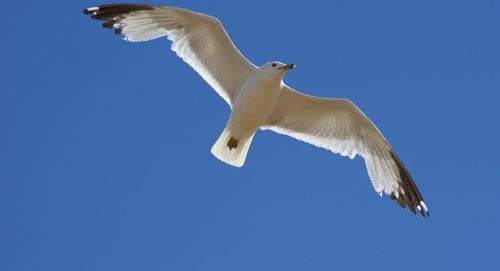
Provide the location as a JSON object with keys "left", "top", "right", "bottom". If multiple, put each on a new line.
{"left": 227, "top": 137, "right": 239, "bottom": 150}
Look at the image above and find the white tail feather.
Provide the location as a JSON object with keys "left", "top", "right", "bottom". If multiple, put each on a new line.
{"left": 211, "top": 128, "right": 254, "bottom": 167}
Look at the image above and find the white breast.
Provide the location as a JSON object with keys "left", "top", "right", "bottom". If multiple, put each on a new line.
{"left": 226, "top": 74, "right": 283, "bottom": 138}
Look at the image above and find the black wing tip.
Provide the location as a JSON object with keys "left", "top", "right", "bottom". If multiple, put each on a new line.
{"left": 390, "top": 192, "right": 430, "bottom": 218}
{"left": 416, "top": 201, "right": 430, "bottom": 218}
{"left": 83, "top": 4, "right": 157, "bottom": 34}
{"left": 82, "top": 4, "right": 156, "bottom": 17}
{"left": 389, "top": 150, "right": 430, "bottom": 218}
{"left": 82, "top": 7, "right": 97, "bottom": 15}
{"left": 417, "top": 201, "right": 430, "bottom": 217}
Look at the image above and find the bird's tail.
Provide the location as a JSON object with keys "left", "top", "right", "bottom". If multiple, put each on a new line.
{"left": 211, "top": 128, "right": 254, "bottom": 167}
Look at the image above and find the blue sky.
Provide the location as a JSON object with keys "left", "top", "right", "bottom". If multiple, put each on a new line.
{"left": 1, "top": 0, "right": 499, "bottom": 270}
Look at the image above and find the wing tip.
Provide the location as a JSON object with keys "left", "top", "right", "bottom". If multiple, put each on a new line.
{"left": 417, "top": 200, "right": 430, "bottom": 217}
{"left": 82, "top": 6, "right": 98, "bottom": 14}
{"left": 390, "top": 193, "right": 430, "bottom": 218}
{"left": 389, "top": 150, "right": 429, "bottom": 218}
{"left": 82, "top": 4, "right": 156, "bottom": 20}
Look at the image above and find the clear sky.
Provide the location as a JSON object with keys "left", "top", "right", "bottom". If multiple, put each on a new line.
{"left": 1, "top": 0, "right": 499, "bottom": 270}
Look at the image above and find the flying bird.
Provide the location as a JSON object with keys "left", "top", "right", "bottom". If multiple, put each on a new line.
{"left": 83, "top": 4, "right": 429, "bottom": 217}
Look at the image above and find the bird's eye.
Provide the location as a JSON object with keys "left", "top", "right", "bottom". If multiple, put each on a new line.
{"left": 272, "top": 63, "right": 277, "bottom": 67}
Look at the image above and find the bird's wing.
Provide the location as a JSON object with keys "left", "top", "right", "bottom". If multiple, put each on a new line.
{"left": 263, "top": 85, "right": 429, "bottom": 217}
{"left": 83, "top": 4, "right": 257, "bottom": 107}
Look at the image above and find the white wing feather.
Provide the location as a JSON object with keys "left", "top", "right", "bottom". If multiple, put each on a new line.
{"left": 84, "top": 4, "right": 256, "bottom": 106}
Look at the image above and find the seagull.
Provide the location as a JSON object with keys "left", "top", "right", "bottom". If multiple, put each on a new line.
{"left": 83, "top": 4, "right": 429, "bottom": 217}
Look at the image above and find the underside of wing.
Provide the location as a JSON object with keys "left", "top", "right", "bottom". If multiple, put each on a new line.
{"left": 83, "top": 4, "right": 257, "bottom": 106}
{"left": 263, "top": 85, "right": 429, "bottom": 217}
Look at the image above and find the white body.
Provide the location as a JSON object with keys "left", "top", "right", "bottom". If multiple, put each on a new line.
{"left": 230, "top": 72, "right": 283, "bottom": 138}
{"left": 211, "top": 65, "right": 286, "bottom": 167}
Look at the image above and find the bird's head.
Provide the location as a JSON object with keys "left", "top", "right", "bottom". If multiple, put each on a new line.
{"left": 258, "top": 61, "right": 295, "bottom": 79}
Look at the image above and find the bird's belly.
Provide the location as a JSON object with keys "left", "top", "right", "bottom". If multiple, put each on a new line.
{"left": 227, "top": 84, "right": 280, "bottom": 137}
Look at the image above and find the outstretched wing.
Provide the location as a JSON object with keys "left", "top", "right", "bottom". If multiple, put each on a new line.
{"left": 83, "top": 4, "right": 256, "bottom": 107}
{"left": 263, "top": 85, "right": 429, "bottom": 217}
